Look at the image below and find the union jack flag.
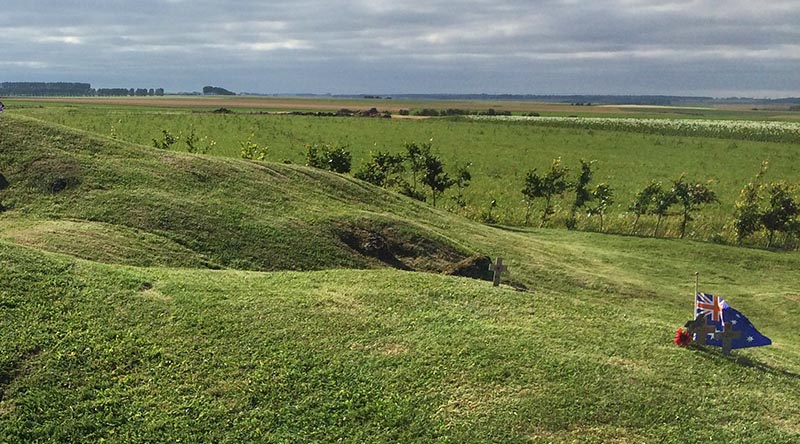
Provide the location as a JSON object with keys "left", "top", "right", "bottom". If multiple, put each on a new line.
{"left": 695, "top": 292, "right": 724, "bottom": 323}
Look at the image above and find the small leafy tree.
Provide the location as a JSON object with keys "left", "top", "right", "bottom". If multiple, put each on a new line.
{"left": 421, "top": 153, "right": 454, "bottom": 207}
{"left": 185, "top": 127, "right": 199, "bottom": 152}
{"left": 305, "top": 143, "right": 351, "bottom": 173}
{"left": 649, "top": 183, "right": 677, "bottom": 237}
{"left": 325, "top": 146, "right": 352, "bottom": 173}
{"left": 521, "top": 170, "right": 542, "bottom": 225}
{"left": 629, "top": 182, "right": 661, "bottom": 234}
{"left": 240, "top": 133, "right": 267, "bottom": 160}
{"left": 733, "top": 182, "right": 762, "bottom": 245}
{"left": 152, "top": 129, "right": 178, "bottom": 150}
{"left": 761, "top": 182, "right": 798, "bottom": 248}
{"left": 184, "top": 125, "right": 215, "bottom": 154}
{"left": 354, "top": 151, "right": 406, "bottom": 187}
{"left": 521, "top": 158, "right": 570, "bottom": 227}
{"left": 404, "top": 141, "right": 432, "bottom": 195}
{"left": 671, "top": 176, "right": 717, "bottom": 239}
{"left": 587, "top": 183, "right": 613, "bottom": 231}
{"left": 305, "top": 143, "right": 324, "bottom": 168}
{"left": 567, "top": 159, "right": 594, "bottom": 230}
{"left": 733, "top": 161, "right": 768, "bottom": 245}
{"left": 450, "top": 162, "right": 472, "bottom": 208}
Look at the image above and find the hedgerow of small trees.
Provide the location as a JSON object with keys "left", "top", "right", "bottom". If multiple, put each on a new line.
{"left": 515, "top": 156, "right": 796, "bottom": 249}
{"left": 143, "top": 124, "right": 800, "bottom": 249}
{"left": 521, "top": 158, "right": 615, "bottom": 231}
{"left": 354, "top": 142, "right": 465, "bottom": 207}
{"left": 151, "top": 127, "right": 216, "bottom": 154}
{"left": 358, "top": 148, "right": 797, "bottom": 248}
{"left": 626, "top": 177, "right": 716, "bottom": 238}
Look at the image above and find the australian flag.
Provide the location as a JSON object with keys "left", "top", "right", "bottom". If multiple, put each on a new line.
{"left": 695, "top": 292, "right": 771, "bottom": 349}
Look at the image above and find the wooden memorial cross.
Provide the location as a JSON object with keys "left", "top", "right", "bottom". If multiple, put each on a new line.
{"left": 489, "top": 256, "right": 507, "bottom": 287}
{"left": 719, "top": 322, "right": 742, "bottom": 356}
{"left": 685, "top": 316, "right": 718, "bottom": 346}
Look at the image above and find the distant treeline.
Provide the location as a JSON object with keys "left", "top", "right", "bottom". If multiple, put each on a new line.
{"left": 399, "top": 108, "right": 526, "bottom": 117}
{"left": 1, "top": 82, "right": 92, "bottom": 96}
{"left": 326, "top": 93, "right": 715, "bottom": 106}
{"left": 97, "top": 88, "right": 165, "bottom": 97}
{"left": 0, "top": 82, "right": 164, "bottom": 97}
{"left": 340, "top": 93, "right": 800, "bottom": 106}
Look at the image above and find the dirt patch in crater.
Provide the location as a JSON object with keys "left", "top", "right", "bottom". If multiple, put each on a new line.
{"left": 22, "top": 155, "right": 82, "bottom": 194}
{"left": 334, "top": 219, "right": 495, "bottom": 283}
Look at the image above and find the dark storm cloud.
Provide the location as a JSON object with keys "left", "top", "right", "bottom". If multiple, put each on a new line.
{"left": 1, "top": 0, "right": 798, "bottom": 96}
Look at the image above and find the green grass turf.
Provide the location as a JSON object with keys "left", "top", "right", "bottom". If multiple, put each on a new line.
{"left": 2, "top": 240, "right": 799, "bottom": 443}
{"left": 0, "top": 112, "right": 798, "bottom": 443}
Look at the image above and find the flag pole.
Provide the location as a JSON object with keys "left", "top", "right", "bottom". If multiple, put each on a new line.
{"left": 693, "top": 272, "right": 699, "bottom": 318}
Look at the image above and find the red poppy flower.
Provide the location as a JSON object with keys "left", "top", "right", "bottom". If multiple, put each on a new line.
{"left": 674, "top": 328, "right": 692, "bottom": 347}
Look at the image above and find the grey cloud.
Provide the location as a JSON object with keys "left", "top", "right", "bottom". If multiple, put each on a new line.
{"left": 1, "top": 0, "right": 798, "bottom": 96}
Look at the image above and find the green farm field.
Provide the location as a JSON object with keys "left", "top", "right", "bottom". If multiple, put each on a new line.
{"left": 1, "top": 113, "right": 799, "bottom": 443}
{"left": 7, "top": 97, "right": 800, "bottom": 245}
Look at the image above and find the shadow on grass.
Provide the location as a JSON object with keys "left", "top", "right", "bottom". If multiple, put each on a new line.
{"left": 690, "top": 345, "right": 799, "bottom": 379}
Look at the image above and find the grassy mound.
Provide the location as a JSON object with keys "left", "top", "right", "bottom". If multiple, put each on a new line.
{"left": 0, "top": 218, "right": 217, "bottom": 268}
{"left": 0, "top": 115, "right": 476, "bottom": 273}
{"left": 0, "top": 115, "right": 798, "bottom": 443}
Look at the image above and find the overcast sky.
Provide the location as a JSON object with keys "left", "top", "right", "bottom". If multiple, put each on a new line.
{"left": 2, "top": 0, "right": 799, "bottom": 97}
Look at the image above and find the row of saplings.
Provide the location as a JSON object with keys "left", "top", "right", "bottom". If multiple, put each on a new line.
{"left": 279, "top": 136, "right": 797, "bottom": 249}
{"left": 150, "top": 131, "right": 796, "bottom": 250}
{"left": 151, "top": 130, "right": 467, "bottom": 207}
{"left": 302, "top": 140, "right": 472, "bottom": 209}
{"left": 519, "top": 158, "right": 798, "bottom": 249}
{"left": 297, "top": 137, "right": 797, "bottom": 249}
